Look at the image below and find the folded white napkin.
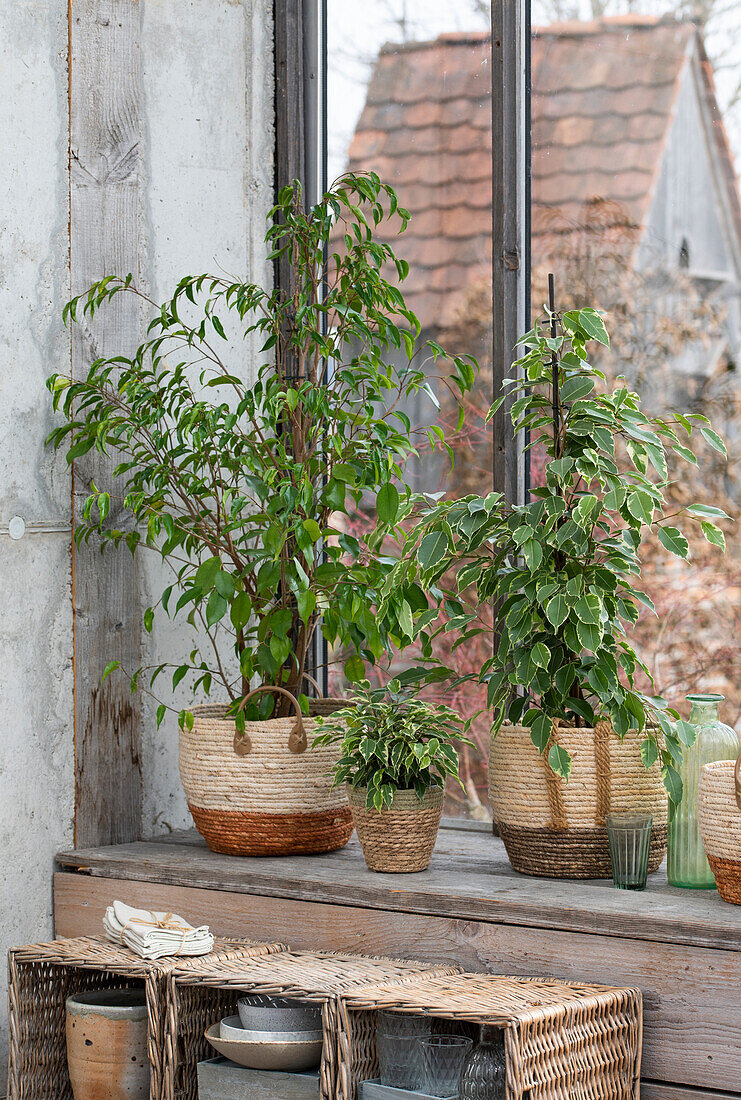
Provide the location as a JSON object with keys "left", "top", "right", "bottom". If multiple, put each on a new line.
{"left": 103, "top": 900, "right": 214, "bottom": 960}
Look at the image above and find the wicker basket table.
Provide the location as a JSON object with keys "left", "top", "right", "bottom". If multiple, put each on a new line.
{"left": 338, "top": 972, "right": 643, "bottom": 1100}
{"left": 6, "top": 934, "right": 284, "bottom": 1100}
{"left": 164, "top": 950, "right": 461, "bottom": 1100}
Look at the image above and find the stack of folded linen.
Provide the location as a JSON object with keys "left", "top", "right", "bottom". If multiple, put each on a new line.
{"left": 103, "top": 900, "right": 214, "bottom": 960}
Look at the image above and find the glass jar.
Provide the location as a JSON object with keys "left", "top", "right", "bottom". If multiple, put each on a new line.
{"left": 668, "top": 694, "right": 739, "bottom": 888}
{"left": 459, "top": 1025, "right": 506, "bottom": 1100}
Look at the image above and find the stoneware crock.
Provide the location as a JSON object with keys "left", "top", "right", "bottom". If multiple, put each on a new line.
{"left": 66, "top": 988, "right": 149, "bottom": 1100}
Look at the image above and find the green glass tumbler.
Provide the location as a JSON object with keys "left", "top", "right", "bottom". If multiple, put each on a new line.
{"left": 667, "top": 694, "right": 739, "bottom": 889}
{"left": 606, "top": 812, "right": 653, "bottom": 890}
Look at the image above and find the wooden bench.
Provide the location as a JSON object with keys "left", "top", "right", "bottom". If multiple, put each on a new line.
{"left": 54, "top": 823, "right": 741, "bottom": 1100}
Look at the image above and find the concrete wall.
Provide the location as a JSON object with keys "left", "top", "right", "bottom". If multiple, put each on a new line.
{"left": 0, "top": 0, "right": 274, "bottom": 1087}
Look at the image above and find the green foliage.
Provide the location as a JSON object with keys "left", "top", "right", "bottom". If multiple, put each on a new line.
{"left": 312, "top": 680, "right": 473, "bottom": 811}
{"left": 46, "top": 173, "right": 475, "bottom": 720}
{"left": 391, "top": 305, "right": 727, "bottom": 810}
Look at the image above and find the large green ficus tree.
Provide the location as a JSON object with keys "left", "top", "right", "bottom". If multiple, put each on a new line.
{"left": 388, "top": 305, "right": 729, "bottom": 809}
{"left": 47, "top": 173, "right": 475, "bottom": 723}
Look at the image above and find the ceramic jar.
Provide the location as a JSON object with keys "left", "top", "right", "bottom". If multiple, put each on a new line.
{"left": 66, "top": 989, "right": 149, "bottom": 1100}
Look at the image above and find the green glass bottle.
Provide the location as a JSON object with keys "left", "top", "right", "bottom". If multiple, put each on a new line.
{"left": 667, "top": 694, "right": 739, "bottom": 888}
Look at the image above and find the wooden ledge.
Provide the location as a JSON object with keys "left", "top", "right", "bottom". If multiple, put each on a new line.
{"left": 56, "top": 824, "right": 741, "bottom": 952}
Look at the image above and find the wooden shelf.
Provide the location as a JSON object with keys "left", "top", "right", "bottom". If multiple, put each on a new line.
{"left": 54, "top": 825, "right": 741, "bottom": 1099}
{"left": 56, "top": 826, "right": 741, "bottom": 951}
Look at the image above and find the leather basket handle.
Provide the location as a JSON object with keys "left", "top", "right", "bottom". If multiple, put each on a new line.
{"left": 233, "top": 686, "right": 307, "bottom": 756}
{"left": 734, "top": 752, "right": 741, "bottom": 814}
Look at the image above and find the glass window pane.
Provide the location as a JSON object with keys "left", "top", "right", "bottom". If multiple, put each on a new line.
{"left": 326, "top": 1, "right": 495, "bottom": 818}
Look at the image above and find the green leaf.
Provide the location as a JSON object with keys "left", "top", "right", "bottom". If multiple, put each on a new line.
{"left": 418, "top": 529, "right": 449, "bottom": 572}
{"left": 302, "top": 518, "right": 322, "bottom": 543}
{"left": 205, "top": 589, "right": 228, "bottom": 627}
{"left": 675, "top": 719, "right": 696, "bottom": 748}
{"left": 640, "top": 737, "right": 659, "bottom": 769}
{"left": 398, "top": 599, "right": 414, "bottom": 637}
{"left": 297, "top": 589, "right": 316, "bottom": 623}
{"left": 700, "top": 425, "right": 727, "bottom": 456}
{"left": 376, "top": 482, "right": 400, "bottom": 525}
{"left": 528, "top": 711, "right": 552, "bottom": 753}
{"left": 548, "top": 743, "right": 572, "bottom": 779}
{"left": 701, "top": 521, "right": 726, "bottom": 551}
{"left": 531, "top": 642, "right": 550, "bottom": 669}
{"left": 626, "top": 490, "right": 654, "bottom": 525}
{"left": 658, "top": 526, "right": 689, "bottom": 559}
{"left": 143, "top": 607, "right": 154, "bottom": 633}
{"left": 662, "top": 763, "right": 683, "bottom": 806}
{"left": 101, "top": 660, "right": 120, "bottom": 681}
{"left": 574, "top": 594, "right": 601, "bottom": 626}
{"left": 545, "top": 594, "right": 568, "bottom": 629}
{"left": 522, "top": 539, "right": 543, "bottom": 571}
{"left": 323, "top": 478, "right": 346, "bottom": 511}
{"left": 560, "top": 375, "right": 595, "bottom": 403}
{"left": 344, "top": 654, "right": 365, "bottom": 682}
{"left": 577, "top": 308, "right": 610, "bottom": 346}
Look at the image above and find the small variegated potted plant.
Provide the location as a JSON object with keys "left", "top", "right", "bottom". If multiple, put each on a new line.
{"left": 313, "top": 680, "right": 472, "bottom": 872}
{"left": 391, "top": 299, "right": 728, "bottom": 878}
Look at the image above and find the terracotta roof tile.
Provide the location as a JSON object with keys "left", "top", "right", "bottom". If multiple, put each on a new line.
{"left": 344, "top": 18, "right": 739, "bottom": 331}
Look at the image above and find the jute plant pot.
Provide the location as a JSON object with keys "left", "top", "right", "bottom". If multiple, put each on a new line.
{"left": 348, "top": 785, "right": 444, "bottom": 873}
{"left": 698, "top": 758, "right": 741, "bottom": 904}
{"left": 489, "top": 722, "right": 668, "bottom": 879}
{"left": 180, "top": 687, "right": 353, "bottom": 857}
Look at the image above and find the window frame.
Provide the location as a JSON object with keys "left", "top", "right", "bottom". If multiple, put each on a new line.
{"left": 274, "top": 0, "right": 530, "bottom": 505}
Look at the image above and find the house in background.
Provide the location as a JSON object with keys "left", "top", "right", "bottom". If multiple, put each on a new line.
{"left": 345, "top": 16, "right": 741, "bottom": 439}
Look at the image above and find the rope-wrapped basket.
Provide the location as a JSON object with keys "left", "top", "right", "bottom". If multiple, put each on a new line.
{"left": 489, "top": 721, "right": 668, "bottom": 879}
{"left": 180, "top": 686, "right": 353, "bottom": 857}
{"left": 698, "top": 757, "right": 741, "bottom": 904}
{"left": 348, "top": 785, "right": 444, "bottom": 873}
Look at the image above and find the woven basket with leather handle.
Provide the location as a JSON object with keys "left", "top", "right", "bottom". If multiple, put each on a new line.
{"left": 489, "top": 722, "right": 668, "bottom": 878}
{"left": 180, "top": 686, "right": 353, "bottom": 857}
{"left": 698, "top": 756, "right": 741, "bottom": 904}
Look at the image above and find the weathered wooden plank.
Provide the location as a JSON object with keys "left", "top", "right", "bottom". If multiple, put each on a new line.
{"left": 55, "top": 832, "right": 741, "bottom": 952}
{"left": 53, "top": 871, "right": 741, "bottom": 1093}
{"left": 641, "top": 1087, "right": 737, "bottom": 1100}
{"left": 69, "top": 0, "right": 143, "bottom": 846}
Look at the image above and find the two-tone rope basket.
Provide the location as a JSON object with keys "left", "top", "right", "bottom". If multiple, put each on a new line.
{"left": 6, "top": 934, "right": 283, "bottom": 1100}
{"left": 180, "top": 686, "right": 353, "bottom": 856}
{"left": 698, "top": 757, "right": 741, "bottom": 904}
{"left": 489, "top": 722, "right": 668, "bottom": 878}
{"left": 337, "top": 971, "right": 643, "bottom": 1100}
{"left": 164, "top": 950, "right": 461, "bottom": 1100}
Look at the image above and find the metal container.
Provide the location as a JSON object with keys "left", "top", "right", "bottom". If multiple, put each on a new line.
{"left": 197, "top": 1056, "right": 320, "bottom": 1099}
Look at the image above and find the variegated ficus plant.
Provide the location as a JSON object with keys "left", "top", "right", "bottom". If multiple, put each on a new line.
{"left": 388, "top": 302, "right": 729, "bottom": 812}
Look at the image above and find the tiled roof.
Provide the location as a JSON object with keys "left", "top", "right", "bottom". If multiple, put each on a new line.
{"left": 345, "top": 17, "right": 740, "bottom": 328}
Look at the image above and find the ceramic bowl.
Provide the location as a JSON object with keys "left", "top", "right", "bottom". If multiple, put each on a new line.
{"left": 237, "top": 994, "right": 321, "bottom": 1032}
{"left": 219, "top": 1016, "right": 322, "bottom": 1043}
{"left": 205, "top": 1020, "right": 323, "bottom": 1071}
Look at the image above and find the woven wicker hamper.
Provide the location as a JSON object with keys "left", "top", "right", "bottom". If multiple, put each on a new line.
{"left": 163, "top": 950, "right": 461, "bottom": 1100}
{"left": 180, "top": 690, "right": 354, "bottom": 857}
{"left": 337, "top": 972, "right": 643, "bottom": 1100}
{"left": 5, "top": 935, "right": 284, "bottom": 1100}
{"left": 698, "top": 757, "right": 741, "bottom": 903}
{"left": 489, "top": 722, "right": 668, "bottom": 878}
